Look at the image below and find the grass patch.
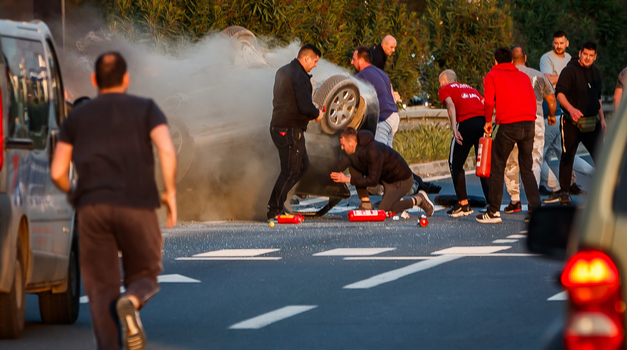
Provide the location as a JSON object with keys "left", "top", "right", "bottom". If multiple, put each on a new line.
{"left": 393, "top": 124, "right": 453, "bottom": 164}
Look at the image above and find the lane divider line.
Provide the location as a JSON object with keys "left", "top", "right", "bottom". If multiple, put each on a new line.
{"left": 229, "top": 305, "right": 318, "bottom": 329}
{"left": 194, "top": 249, "right": 280, "bottom": 257}
{"left": 492, "top": 239, "right": 519, "bottom": 244}
{"left": 313, "top": 248, "right": 396, "bottom": 256}
{"left": 176, "top": 257, "right": 282, "bottom": 261}
{"left": 507, "top": 234, "right": 527, "bottom": 239}
{"left": 548, "top": 291, "right": 567, "bottom": 301}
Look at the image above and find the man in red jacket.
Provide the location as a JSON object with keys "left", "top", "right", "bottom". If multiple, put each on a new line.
{"left": 477, "top": 47, "right": 541, "bottom": 224}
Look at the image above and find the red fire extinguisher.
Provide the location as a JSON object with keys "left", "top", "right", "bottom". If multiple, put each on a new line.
{"left": 277, "top": 214, "right": 304, "bottom": 224}
{"left": 476, "top": 133, "right": 492, "bottom": 178}
{"left": 348, "top": 210, "right": 387, "bottom": 222}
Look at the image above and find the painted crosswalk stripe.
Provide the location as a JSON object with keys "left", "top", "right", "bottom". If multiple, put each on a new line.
{"left": 344, "top": 256, "right": 435, "bottom": 261}
{"left": 194, "top": 249, "right": 280, "bottom": 257}
{"left": 343, "top": 255, "right": 463, "bottom": 289}
{"left": 80, "top": 274, "right": 200, "bottom": 304}
{"left": 492, "top": 239, "right": 518, "bottom": 244}
{"left": 176, "top": 257, "right": 281, "bottom": 261}
{"left": 431, "top": 246, "right": 511, "bottom": 255}
{"left": 229, "top": 305, "right": 317, "bottom": 329}
{"left": 507, "top": 234, "right": 527, "bottom": 239}
{"left": 548, "top": 291, "right": 567, "bottom": 301}
{"left": 313, "top": 248, "right": 396, "bottom": 256}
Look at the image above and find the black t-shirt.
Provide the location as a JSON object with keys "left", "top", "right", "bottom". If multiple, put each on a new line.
{"left": 58, "top": 93, "right": 167, "bottom": 209}
{"left": 555, "top": 59, "right": 602, "bottom": 120}
{"left": 370, "top": 44, "right": 387, "bottom": 71}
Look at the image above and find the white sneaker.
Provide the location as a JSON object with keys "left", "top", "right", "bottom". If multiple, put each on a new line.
{"left": 476, "top": 211, "right": 502, "bottom": 224}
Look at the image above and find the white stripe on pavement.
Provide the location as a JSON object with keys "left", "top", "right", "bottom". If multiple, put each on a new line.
{"left": 313, "top": 248, "right": 396, "bottom": 256}
{"left": 194, "top": 249, "right": 280, "bottom": 257}
{"left": 344, "top": 256, "right": 435, "bottom": 261}
{"left": 548, "top": 291, "right": 567, "bottom": 301}
{"left": 343, "top": 255, "right": 463, "bottom": 289}
{"left": 229, "top": 305, "right": 318, "bottom": 329}
{"left": 507, "top": 234, "right": 527, "bottom": 239}
{"left": 80, "top": 274, "right": 200, "bottom": 304}
{"left": 431, "top": 246, "right": 511, "bottom": 255}
{"left": 176, "top": 257, "right": 281, "bottom": 261}
{"left": 492, "top": 239, "right": 518, "bottom": 244}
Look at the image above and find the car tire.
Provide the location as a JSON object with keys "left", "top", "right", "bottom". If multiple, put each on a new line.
{"left": 221, "top": 26, "right": 258, "bottom": 48}
{"left": 0, "top": 239, "right": 26, "bottom": 339}
{"left": 38, "top": 239, "right": 80, "bottom": 325}
{"left": 168, "top": 117, "right": 195, "bottom": 182}
{"left": 313, "top": 75, "right": 361, "bottom": 134}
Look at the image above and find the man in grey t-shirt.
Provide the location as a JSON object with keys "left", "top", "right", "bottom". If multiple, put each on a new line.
{"left": 538, "top": 30, "right": 591, "bottom": 202}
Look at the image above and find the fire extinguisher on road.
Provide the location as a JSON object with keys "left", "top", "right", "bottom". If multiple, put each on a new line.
{"left": 476, "top": 132, "right": 492, "bottom": 178}
{"left": 348, "top": 210, "right": 387, "bottom": 222}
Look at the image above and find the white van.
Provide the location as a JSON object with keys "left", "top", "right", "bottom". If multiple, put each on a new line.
{"left": 0, "top": 20, "right": 78, "bottom": 339}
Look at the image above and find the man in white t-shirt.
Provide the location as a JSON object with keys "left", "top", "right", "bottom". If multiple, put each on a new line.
{"left": 539, "top": 30, "right": 592, "bottom": 202}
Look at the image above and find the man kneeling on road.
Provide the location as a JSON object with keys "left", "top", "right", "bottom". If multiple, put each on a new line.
{"left": 330, "top": 127, "right": 434, "bottom": 216}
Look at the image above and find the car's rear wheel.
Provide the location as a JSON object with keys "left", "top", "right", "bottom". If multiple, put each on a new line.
{"left": 313, "top": 75, "right": 361, "bottom": 134}
{"left": 0, "top": 239, "right": 26, "bottom": 339}
{"left": 168, "top": 117, "right": 195, "bottom": 182}
{"left": 38, "top": 239, "right": 80, "bottom": 324}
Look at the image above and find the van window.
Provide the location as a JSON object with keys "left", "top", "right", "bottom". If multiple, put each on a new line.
{"left": 44, "top": 39, "right": 65, "bottom": 126}
{"left": 1, "top": 36, "right": 49, "bottom": 149}
{"left": 615, "top": 145, "right": 627, "bottom": 214}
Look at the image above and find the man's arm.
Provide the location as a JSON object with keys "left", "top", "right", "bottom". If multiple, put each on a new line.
{"left": 151, "top": 124, "right": 178, "bottom": 228}
{"left": 443, "top": 97, "right": 463, "bottom": 144}
{"left": 51, "top": 142, "right": 73, "bottom": 192}
{"left": 614, "top": 86, "right": 623, "bottom": 112}
{"left": 557, "top": 92, "right": 583, "bottom": 121}
{"left": 539, "top": 55, "right": 559, "bottom": 85}
{"left": 483, "top": 74, "right": 495, "bottom": 135}
{"left": 293, "top": 75, "right": 320, "bottom": 120}
{"left": 599, "top": 99, "right": 607, "bottom": 134}
{"left": 544, "top": 93, "right": 557, "bottom": 125}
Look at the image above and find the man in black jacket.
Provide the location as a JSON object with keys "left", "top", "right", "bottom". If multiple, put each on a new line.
{"left": 330, "top": 128, "right": 434, "bottom": 216}
{"left": 267, "top": 44, "right": 323, "bottom": 221}
{"left": 556, "top": 41, "right": 606, "bottom": 205}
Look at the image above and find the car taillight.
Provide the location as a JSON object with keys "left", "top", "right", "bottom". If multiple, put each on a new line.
{"left": 562, "top": 250, "right": 625, "bottom": 350}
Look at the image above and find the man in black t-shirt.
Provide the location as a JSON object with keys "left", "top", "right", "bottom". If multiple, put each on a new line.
{"left": 51, "top": 52, "right": 177, "bottom": 350}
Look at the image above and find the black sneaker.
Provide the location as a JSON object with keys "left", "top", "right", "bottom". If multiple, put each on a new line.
{"left": 504, "top": 201, "right": 522, "bottom": 213}
{"left": 539, "top": 185, "right": 553, "bottom": 196}
{"left": 569, "top": 183, "right": 587, "bottom": 196}
{"left": 415, "top": 190, "right": 434, "bottom": 217}
{"left": 560, "top": 192, "right": 573, "bottom": 206}
{"left": 476, "top": 211, "right": 502, "bottom": 224}
{"left": 543, "top": 191, "right": 561, "bottom": 204}
{"left": 117, "top": 296, "right": 146, "bottom": 350}
{"left": 447, "top": 203, "right": 473, "bottom": 217}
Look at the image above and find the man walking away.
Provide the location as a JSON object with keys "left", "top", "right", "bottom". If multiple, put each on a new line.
{"left": 556, "top": 42, "right": 606, "bottom": 205}
{"left": 438, "top": 69, "right": 489, "bottom": 217}
{"left": 503, "top": 46, "right": 556, "bottom": 213}
{"left": 370, "top": 35, "right": 397, "bottom": 71}
{"left": 539, "top": 30, "right": 588, "bottom": 199}
{"left": 267, "top": 44, "right": 323, "bottom": 221}
{"left": 477, "top": 47, "right": 540, "bottom": 224}
{"left": 352, "top": 46, "right": 399, "bottom": 147}
{"left": 330, "top": 128, "right": 434, "bottom": 216}
{"left": 51, "top": 52, "right": 178, "bottom": 350}
{"left": 614, "top": 66, "right": 627, "bottom": 112}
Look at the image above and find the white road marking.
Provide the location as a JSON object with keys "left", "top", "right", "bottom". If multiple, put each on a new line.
{"left": 548, "top": 291, "right": 567, "bottom": 301}
{"left": 343, "top": 255, "right": 463, "bottom": 289}
{"left": 431, "top": 246, "right": 511, "bottom": 255}
{"left": 519, "top": 230, "right": 528, "bottom": 234}
{"left": 344, "top": 256, "right": 435, "bottom": 261}
{"left": 313, "top": 248, "right": 396, "bottom": 256}
{"left": 229, "top": 305, "right": 318, "bottom": 329}
{"left": 176, "top": 257, "right": 282, "bottom": 261}
{"left": 194, "top": 249, "right": 280, "bottom": 257}
{"left": 81, "top": 286, "right": 126, "bottom": 304}
{"left": 81, "top": 274, "right": 200, "bottom": 303}
{"left": 492, "top": 239, "right": 519, "bottom": 244}
{"left": 507, "top": 234, "right": 527, "bottom": 239}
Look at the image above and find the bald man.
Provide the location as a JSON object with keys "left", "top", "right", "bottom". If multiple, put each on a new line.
{"left": 370, "top": 35, "right": 397, "bottom": 71}
{"left": 438, "top": 69, "right": 489, "bottom": 217}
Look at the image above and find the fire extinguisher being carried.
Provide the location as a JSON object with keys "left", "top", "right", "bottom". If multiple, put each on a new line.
{"left": 476, "top": 131, "right": 493, "bottom": 178}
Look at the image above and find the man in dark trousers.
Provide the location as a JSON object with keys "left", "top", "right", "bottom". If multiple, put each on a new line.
{"left": 267, "top": 44, "right": 323, "bottom": 221}
{"left": 477, "top": 47, "right": 540, "bottom": 224}
{"left": 330, "top": 128, "right": 434, "bottom": 216}
{"left": 51, "top": 52, "right": 177, "bottom": 350}
{"left": 556, "top": 41, "right": 606, "bottom": 205}
{"left": 438, "top": 69, "right": 489, "bottom": 217}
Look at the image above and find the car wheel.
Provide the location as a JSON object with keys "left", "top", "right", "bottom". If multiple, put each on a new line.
{"left": 313, "top": 75, "right": 361, "bottom": 134}
{"left": 168, "top": 117, "right": 195, "bottom": 182}
{"left": 38, "top": 239, "right": 80, "bottom": 324}
{"left": 0, "top": 239, "right": 26, "bottom": 339}
{"left": 221, "top": 26, "right": 258, "bottom": 48}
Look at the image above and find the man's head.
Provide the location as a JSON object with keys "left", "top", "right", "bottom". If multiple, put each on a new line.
{"left": 578, "top": 41, "right": 597, "bottom": 68}
{"left": 438, "top": 69, "right": 457, "bottom": 87}
{"left": 339, "top": 127, "right": 358, "bottom": 155}
{"left": 297, "top": 44, "right": 321, "bottom": 73}
{"left": 494, "top": 47, "right": 513, "bottom": 65}
{"left": 511, "top": 46, "right": 526, "bottom": 65}
{"left": 92, "top": 52, "right": 129, "bottom": 92}
{"left": 351, "top": 46, "right": 371, "bottom": 72}
{"left": 552, "top": 30, "right": 569, "bottom": 55}
{"left": 381, "top": 35, "right": 397, "bottom": 56}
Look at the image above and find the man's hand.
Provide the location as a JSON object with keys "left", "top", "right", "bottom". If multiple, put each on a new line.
{"left": 315, "top": 110, "right": 324, "bottom": 122}
{"left": 601, "top": 118, "right": 607, "bottom": 134}
{"left": 454, "top": 129, "right": 463, "bottom": 145}
{"left": 483, "top": 122, "right": 493, "bottom": 137}
{"left": 569, "top": 108, "right": 584, "bottom": 122}
{"left": 161, "top": 191, "right": 177, "bottom": 228}
{"left": 548, "top": 115, "right": 556, "bottom": 126}
{"left": 330, "top": 172, "right": 350, "bottom": 183}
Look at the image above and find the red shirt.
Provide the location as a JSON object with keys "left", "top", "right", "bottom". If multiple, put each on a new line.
{"left": 483, "top": 63, "right": 536, "bottom": 124}
{"left": 438, "top": 83, "right": 485, "bottom": 123}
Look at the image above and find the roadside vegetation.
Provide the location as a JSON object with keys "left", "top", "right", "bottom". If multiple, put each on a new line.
{"left": 393, "top": 124, "right": 452, "bottom": 164}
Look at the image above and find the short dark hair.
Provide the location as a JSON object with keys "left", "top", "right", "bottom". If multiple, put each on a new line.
{"left": 581, "top": 41, "right": 597, "bottom": 53}
{"left": 553, "top": 30, "right": 568, "bottom": 40}
{"left": 355, "top": 46, "right": 371, "bottom": 63}
{"left": 340, "top": 127, "right": 358, "bottom": 141}
{"left": 95, "top": 52, "right": 127, "bottom": 89}
{"left": 494, "top": 47, "right": 512, "bottom": 64}
{"left": 298, "top": 44, "right": 321, "bottom": 59}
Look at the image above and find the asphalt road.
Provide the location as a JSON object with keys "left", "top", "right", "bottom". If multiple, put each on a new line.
{"left": 1, "top": 161, "right": 589, "bottom": 350}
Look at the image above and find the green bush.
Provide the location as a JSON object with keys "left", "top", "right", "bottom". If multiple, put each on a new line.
{"left": 393, "top": 124, "right": 452, "bottom": 163}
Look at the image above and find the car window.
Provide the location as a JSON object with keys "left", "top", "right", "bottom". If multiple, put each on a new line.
{"left": 44, "top": 39, "right": 65, "bottom": 127}
{"left": 1, "top": 36, "right": 50, "bottom": 149}
{"left": 614, "top": 143, "right": 627, "bottom": 214}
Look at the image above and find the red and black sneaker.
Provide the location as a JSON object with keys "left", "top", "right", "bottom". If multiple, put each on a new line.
{"left": 504, "top": 201, "right": 522, "bottom": 214}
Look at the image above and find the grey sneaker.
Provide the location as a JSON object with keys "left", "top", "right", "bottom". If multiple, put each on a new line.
{"left": 476, "top": 211, "right": 502, "bottom": 224}
{"left": 117, "top": 296, "right": 146, "bottom": 350}
{"left": 447, "top": 203, "right": 473, "bottom": 217}
{"left": 415, "top": 190, "right": 434, "bottom": 217}
{"left": 543, "top": 191, "right": 561, "bottom": 204}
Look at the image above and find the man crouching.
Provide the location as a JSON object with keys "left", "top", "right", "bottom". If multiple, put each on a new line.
{"left": 330, "top": 127, "right": 434, "bottom": 216}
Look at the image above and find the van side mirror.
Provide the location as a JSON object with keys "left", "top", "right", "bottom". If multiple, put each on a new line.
{"left": 527, "top": 205, "right": 576, "bottom": 260}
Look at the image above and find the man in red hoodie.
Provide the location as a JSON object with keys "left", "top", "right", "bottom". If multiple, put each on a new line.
{"left": 477, "top": 47, "right": 541, "bottom": 223}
